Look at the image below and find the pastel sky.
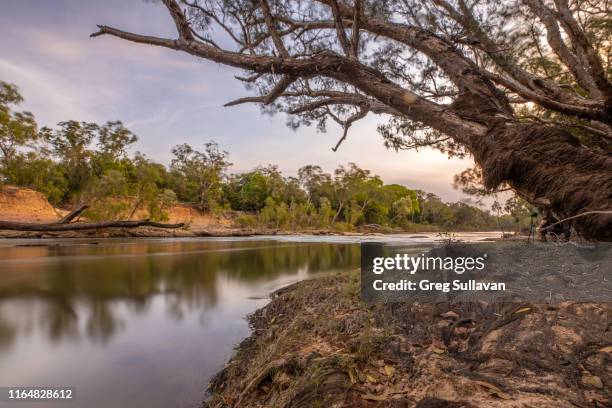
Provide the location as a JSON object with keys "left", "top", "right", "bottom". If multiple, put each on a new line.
{"left": 0, "top": 0, "right": 477, "bottom": 203}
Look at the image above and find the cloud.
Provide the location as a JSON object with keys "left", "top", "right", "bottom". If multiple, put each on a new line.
{"left": 0, "top": 58, "right": 94, "bottom": 123}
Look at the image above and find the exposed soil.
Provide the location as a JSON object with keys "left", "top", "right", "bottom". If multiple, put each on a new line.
{"left": 204, "top": 244, "right": 611, "bottom": 408}
{"left": 0, "top": 185, "right": 63, "bottom": 222}
{"left": 0, "top": 186, "right": 255, "bottom": 238}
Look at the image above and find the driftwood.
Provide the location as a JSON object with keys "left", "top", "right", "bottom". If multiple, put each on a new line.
{"left": 58, "top": 204, "right": 89, "bottom": 224}
{"left": 0, "top": 219, "right": 185, "bottom": 232}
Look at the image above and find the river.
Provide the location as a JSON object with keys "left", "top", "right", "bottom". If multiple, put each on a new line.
{"left": 0, "top": 233, "right": 498, "bottom": 407}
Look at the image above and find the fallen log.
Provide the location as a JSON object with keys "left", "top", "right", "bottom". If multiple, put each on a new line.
{"left": 57, "top": 204, "right": 89, "bottom": 224}
{"left": 0, "top": 219, "right": 185, "bottom": 232}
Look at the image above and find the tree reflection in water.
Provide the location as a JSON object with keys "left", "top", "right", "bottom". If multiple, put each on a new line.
{"left": 0, "top": 239, "right": 360, "bottom": 349}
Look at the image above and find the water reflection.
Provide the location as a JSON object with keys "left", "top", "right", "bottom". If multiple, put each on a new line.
{"left": 0, "top": 239, "right": 359, "bottom": 347}
{"left": 0, "top": 238, "right": 359, "bottom": 408}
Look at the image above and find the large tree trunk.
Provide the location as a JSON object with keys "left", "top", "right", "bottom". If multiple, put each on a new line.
{"left": 470, "top": 123, "right": 612, "bottom": 240}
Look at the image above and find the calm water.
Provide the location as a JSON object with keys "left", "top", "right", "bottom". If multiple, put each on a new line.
{"left": 0, "top": 234, "right": 496, "bottom": 407}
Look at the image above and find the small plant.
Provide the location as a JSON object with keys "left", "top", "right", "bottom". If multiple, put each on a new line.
{"left": 436, "top": 231, "right": 461, "bottom": 245}
{"left": 234, "top": 214, "right": 258, "bottom": 228}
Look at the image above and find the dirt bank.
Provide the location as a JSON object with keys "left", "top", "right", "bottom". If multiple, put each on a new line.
{"left": 0, "top": 186, "right": 257, "bottom": 238}
{"left": 205, "top": 244, "right": 611, "bottom": 407}
{"left": 0, "top": 186, "right": 62, "bottom": 222}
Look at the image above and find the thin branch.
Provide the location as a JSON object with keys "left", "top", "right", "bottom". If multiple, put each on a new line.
{"left": 351, "top": 0, "right": 361, "bottom": 59}
{"left": 399, "top": 136, "right": 451, "bottom": 150}
{"left": 162, "top": 0, "right": 194, "bottom": 40}
{"left": 523, "top": 0, "right": 600, "bottom": 99}
{"left": 235, "top": 73, "right": 264, "bottom": 82}
{"left": 259, "top": 0, "right": 289, "bottom": 58}
{"left": 524, "top": 115, "right": 612, "bottom": 140}
{"left": 224, "top": 75, "right": 298, "bottom": 106}
{"left": 264, "top": 75, "right": 298, "bottom": 104}
{"left": 329, "top": 0, "right": 352, "bottom": 56}
{"left": 484, "top": 71, "right": 609, "bottom": 123}
{"left": 331, "top": 108, "right": 367, "bottom": 151}
{"left": 553, "top": 0, "right": 612, "bottom": 102}
{"left": 540, "top": 210, "right": 612, "bottom": 231}
{"left": 182, "top": 0, "right": 244, "bottom": 45}
{"left": 190, "top": 28, "right": 221, "bottom": 48}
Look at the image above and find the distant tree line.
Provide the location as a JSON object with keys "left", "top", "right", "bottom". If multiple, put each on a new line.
{"left": 1, "top": 80, "right": 529, "bottom": 231}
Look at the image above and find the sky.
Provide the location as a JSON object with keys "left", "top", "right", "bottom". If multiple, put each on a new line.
{"left": 0, "top": 0, "right": 478, "bottom": 203}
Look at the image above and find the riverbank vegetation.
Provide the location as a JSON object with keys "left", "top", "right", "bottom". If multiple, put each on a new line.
{"left": 0, "top": 80, "right": 531, "bottom": 233}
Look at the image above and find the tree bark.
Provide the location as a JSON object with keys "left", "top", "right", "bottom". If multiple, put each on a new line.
{"left": 331, "top": 201, "right": 344, "bottom": 224}
{"left": 470, "top": 123, "right": 612, "bottom": 240}
{"left": 0, "top": 220, "right": 185, "bottom": 232}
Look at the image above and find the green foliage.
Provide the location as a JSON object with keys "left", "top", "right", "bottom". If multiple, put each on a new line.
{"left": 170, "top": 142, "right": 231, "bottom": 211}
{"left": 390, "top": 196, "right": 415, "bottom": 227}
{"left": 0, "top": 82, "right": 38, "bottom": 179}
{"left": 316, "top": 197, "right": 334, "bottom": 227}
{"left": 503, "top": 196, "right": 535, "bottom": 233}
{"left": 83, "top": 169, "right": 130, "bottom": 221}
{"left": 1, "top": 78, "right": 511, "bottom": 230}
{"left": 224, "top": 165, "right": 307, "bottom": 213}
{"left": 4, "top": 152, "right": 67, "bottom": 204}
{"left": 234, "top": 213, "right": 258, "bottom": 228}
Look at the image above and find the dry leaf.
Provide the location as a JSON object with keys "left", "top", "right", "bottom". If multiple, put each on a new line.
{"left": 441, "top": 311, "right": 460, "bottom": 319}
{"left": 348, "top": 368, "right": 358, "bottom": 384}
{"left": 514, "top": 307, "right": 531, "bottom": 314}
{"left": 473, "top": 380, "right": 512, "bottom": 399}
{"left": 599, "top": 345, "right": 612, "bottom": 353}
{"left": 361, "top": 394, "right": 386, "bottom": 401}
{"left": 366, "top": 374, "right": 378, "bottom": 383}
{"left": 431, "top": 338, "right": 445, "bottom": 347}
{"left": 491, "top": 390, "right": 512, "bottom": 400}
{"left": 431, "top": 347, "right": 446, "bottom": 354}
{"left": 275, "top": 371, "right": 291, "bottom": 386}
{"left": 582, "top": 375, "right": 603, "bottom": 389}
{"left": 474, "top": 380, "right": 501, "bottom": 392}
{"left": 384, "top": 365, "right": 395, "bottom": 377}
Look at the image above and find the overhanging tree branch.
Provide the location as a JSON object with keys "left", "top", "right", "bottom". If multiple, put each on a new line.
{"left": 91, "top": 11, "right": 485, "bottom": 142}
